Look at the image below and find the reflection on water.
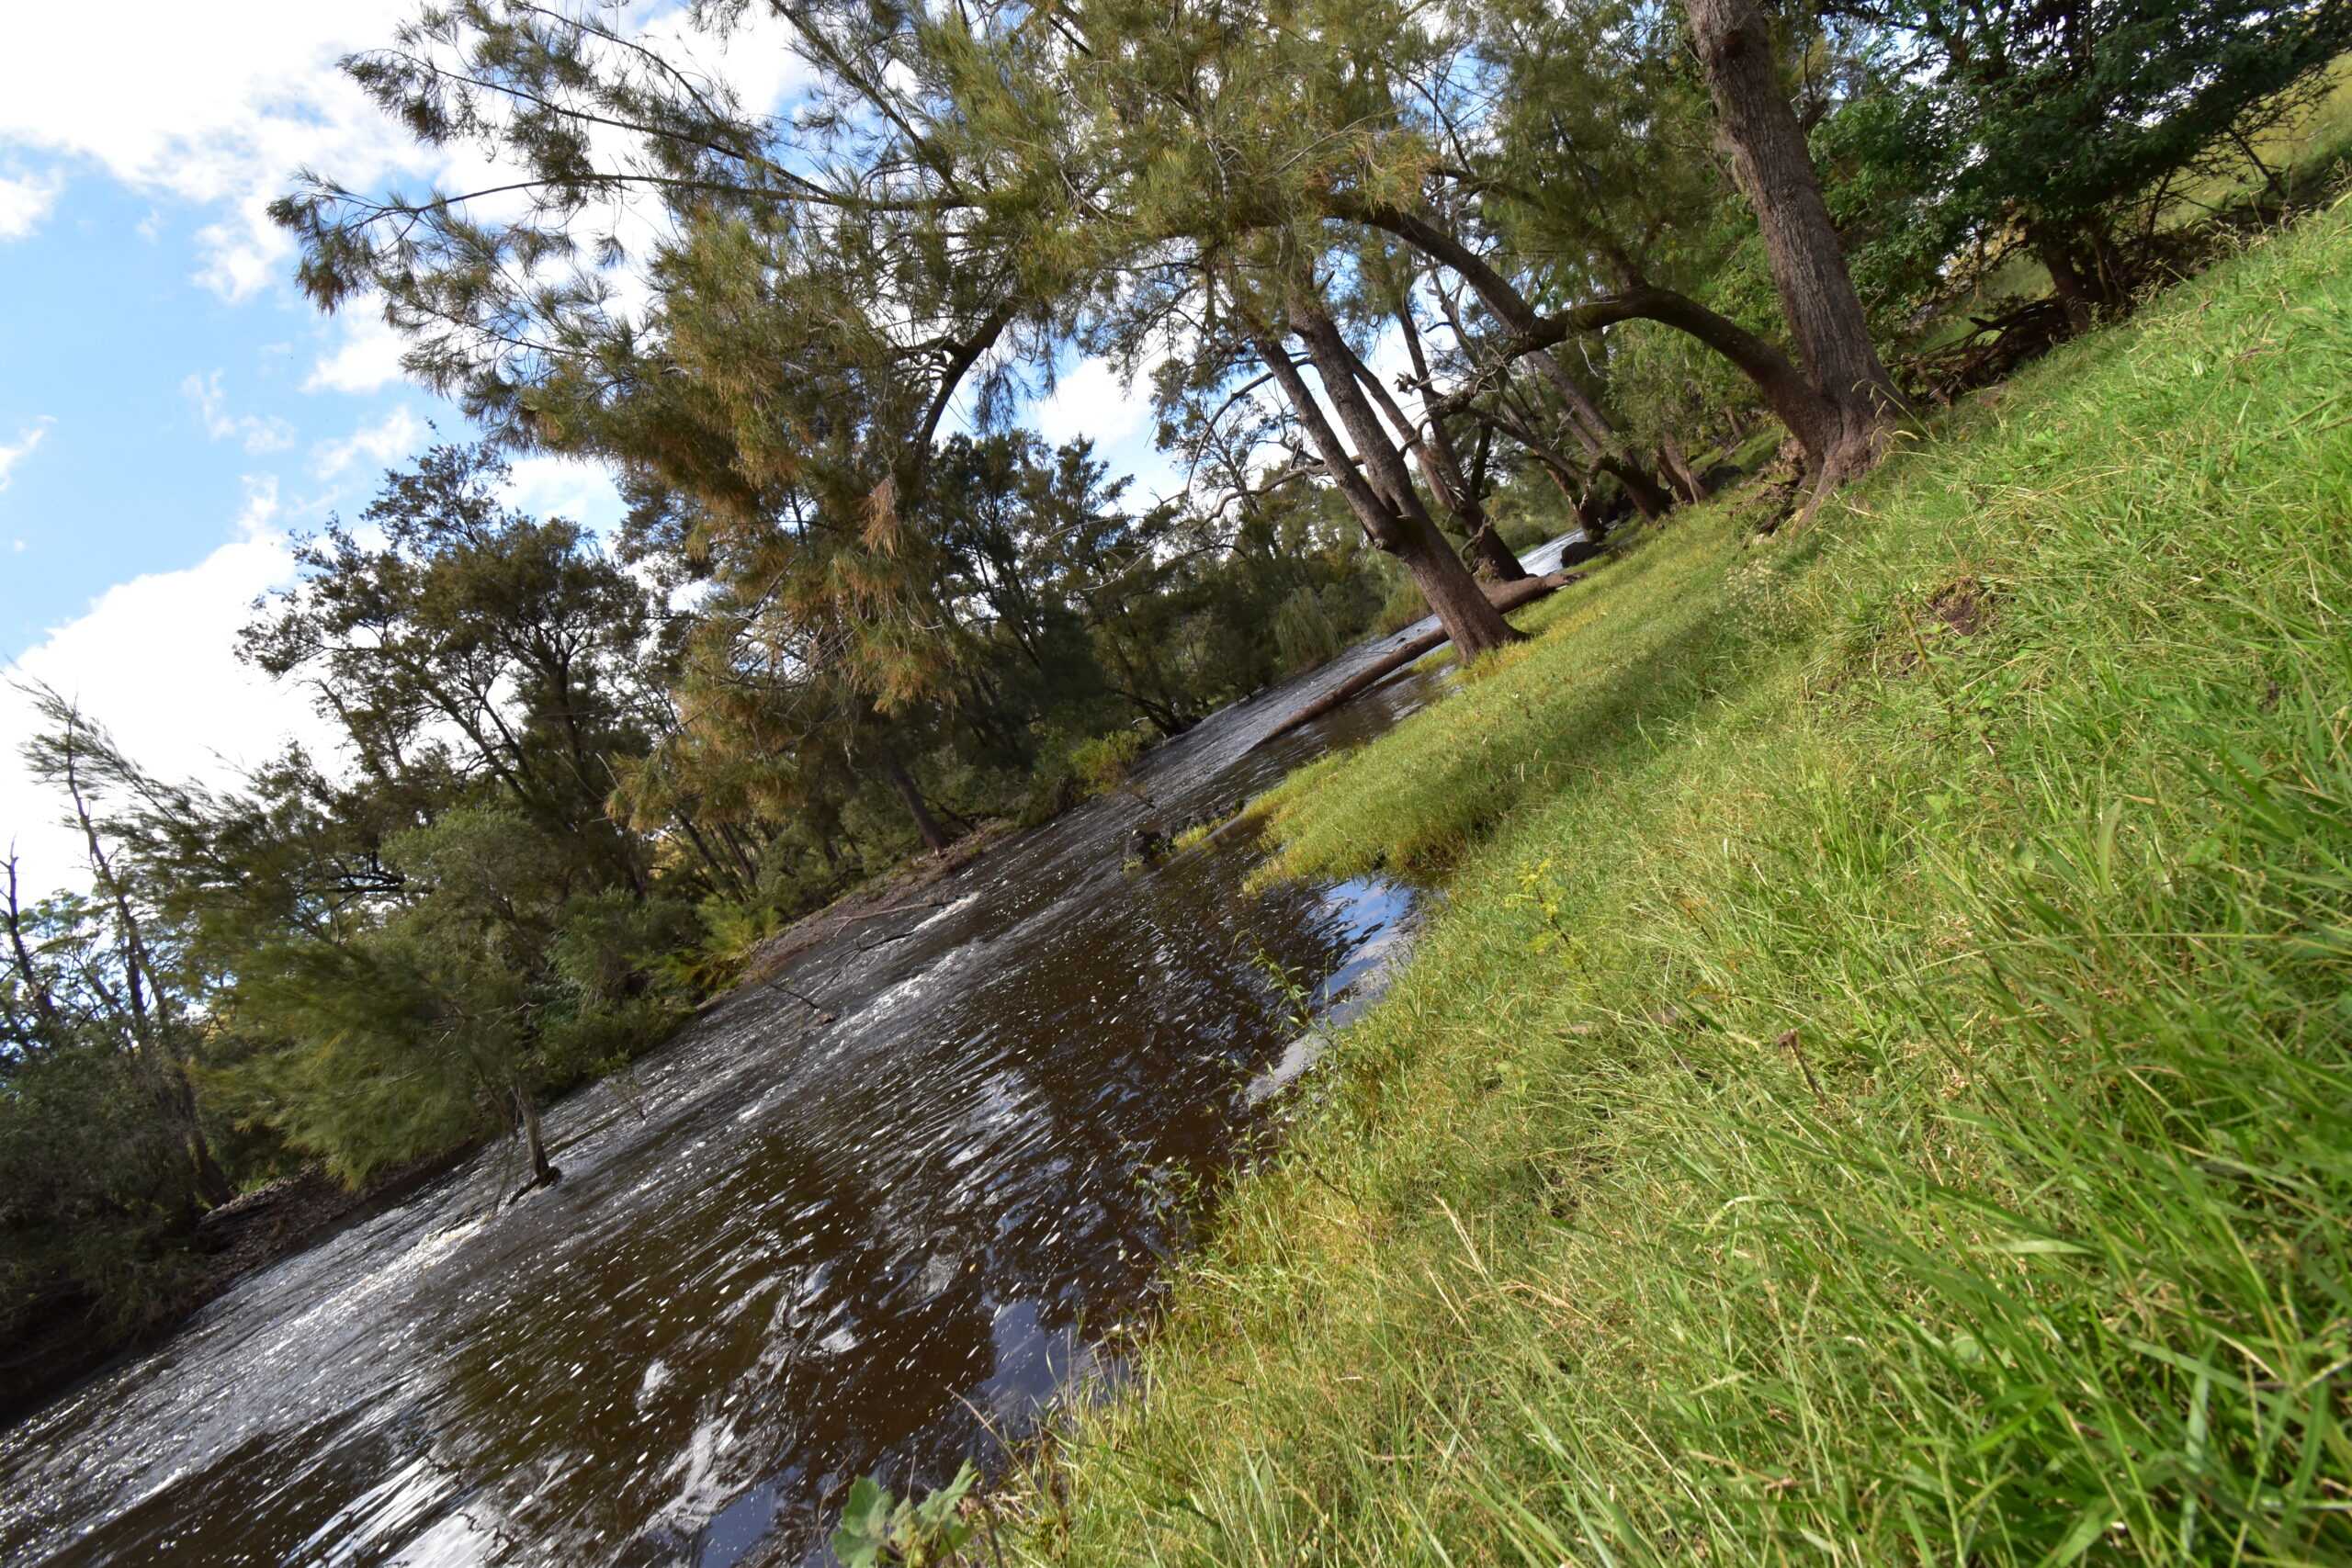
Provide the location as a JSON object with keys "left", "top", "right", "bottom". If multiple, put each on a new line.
{"left": 0, "top": 537, "right": 1577, "bottom": 1567}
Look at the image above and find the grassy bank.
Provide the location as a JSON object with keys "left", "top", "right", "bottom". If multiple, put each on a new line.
{"left": 1004, "top": 202, "right": 2352, "bottom": 1563}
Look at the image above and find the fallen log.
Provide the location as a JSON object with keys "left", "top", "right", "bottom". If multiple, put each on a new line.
{"left": 1254, "top": 570, "right": 1581, "bottom": 747}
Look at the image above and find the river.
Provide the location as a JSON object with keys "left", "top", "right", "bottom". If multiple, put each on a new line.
{"left": 0, "top": 537, "right": 1577, "bottom": 1566}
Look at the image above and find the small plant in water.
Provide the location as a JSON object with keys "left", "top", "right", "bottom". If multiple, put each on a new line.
{"left": 1131, "top": 1157, "right": 1204, "bottom": 1232}
{"left": 831, "top": 1461, "right": 978, "bottom": 1566}
{"left": 1250, "top": 947, "right": 1317, "bottom": 1032}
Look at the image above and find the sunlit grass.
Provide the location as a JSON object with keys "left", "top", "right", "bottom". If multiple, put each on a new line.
{"left": 1003, "top": 198, "right": 2352, "bottom": 1565}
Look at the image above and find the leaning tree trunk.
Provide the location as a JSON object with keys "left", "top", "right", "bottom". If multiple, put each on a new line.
{"left": 1380, "top": 223, "right": 1674, "bottom": 523}
{"left": 1340, "top": 197, "right": 1854, "bottom": 487}
{"left": 1685, "top": 0, "right": 1900, "bottom": 495}
{"left": 514, "top": 1083, "right": 560, "bottom": 1190}
{"left": 1467, "top": 523, "right": 1530, "bottom": 582}
{"left": 1257, "top": 308, "right": 1521, "bottom": 660}
{"left": 175, "top": 1069, "right": 235, "bottom": 1208}
{"left": 2027, "top": 219, "right": 2126, "bottom": 333}
{"left": 1387, "top": 312, "right": 1532, "bottom": 582}
{"left": 881, "top": 752, "right": 954, "bottom": 854}
{"left": 1657, "top": 432, "right": 1711, "bottom": 504}
{"left": 1537, "top": 459, "right": 1593, "bottom": 534}
{"left": 1350, "top": 361, "right": 1530, "bottom": 584}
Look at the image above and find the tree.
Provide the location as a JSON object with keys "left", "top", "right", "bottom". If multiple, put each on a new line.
{"left": 1243, "top": 279, "right": 1523, "bottom": 658}
{"left": 230, "top": 806, "right": 620, "bottom": 1190}
{"left": 243, "top": 442, "right": 661, "bottom": 895}
{"left": 1831, "top": 0, "right": 2352, "bottom": 325}
{"left": 1684, "top": 0, "right": 1904, "bottom": 491}
{"left": 9, "top": 690, "right": 234, "bottom": 1208}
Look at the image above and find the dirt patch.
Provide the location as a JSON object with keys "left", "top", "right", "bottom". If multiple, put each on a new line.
{"left": 1925, "top": 578, "right": 1990, "bottom": 638}
{"left": 1868, "top": 576, "right": 1996, "bottom": 684}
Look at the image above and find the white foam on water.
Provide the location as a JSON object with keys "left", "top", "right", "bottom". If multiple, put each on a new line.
{"left": 918, "top": 891, "right": 980, "bottom": 929}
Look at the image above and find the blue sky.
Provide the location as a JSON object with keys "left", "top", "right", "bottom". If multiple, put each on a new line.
{"left": 0, "top": 175, "right": 452, "bottom": 649}
{"left": 0, "top": 2, "right": 1172, "bottom": 896}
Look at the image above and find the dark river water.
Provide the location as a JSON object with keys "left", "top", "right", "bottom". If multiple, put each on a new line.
{"left": 0, "top": 538, "right": 1576, "bottom": 1566}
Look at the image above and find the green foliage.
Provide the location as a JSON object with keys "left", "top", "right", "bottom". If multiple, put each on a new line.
{"left": 1369, "top": 568, "right": 1436, "bottom": 637}
{"left": 831, "top": 1462, "right": 980, "bottom": 1567}
{"left": 1067, "top": 729, "right": 1149, "bottom": 798}
{"left": 548, "top": 892, "right": 701, "bottom": 1010}
{"left": 229, "top": 936, "right": 505, "bottom": 1188}
{"left": 1271, "top": 582, "right": 1370, "bottom": 672}
{"left": 1832, "top": 0, "right": 2352, "bottom": 305}
{"left": 1005, "top": 198, "right": 2352, "bottom": 1566}
{"left": 0, "top": 1045, "right": 197, "bottom": 1332}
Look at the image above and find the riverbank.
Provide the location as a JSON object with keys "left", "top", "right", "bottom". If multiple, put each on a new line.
{"left": 1001, "top": 202, "right": 2352, "bottom": 1562}
{"left": 0, "top": 1145, "right": 470, "bottom": 1426}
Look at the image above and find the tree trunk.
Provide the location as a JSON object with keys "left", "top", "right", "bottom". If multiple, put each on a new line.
{"left": 1256, "top": 570, "right": 1578, "bottom": 747}
{"left": 1340, "top": 198, "right": 1847, "bottom": 478}
{"left": 1359, "top": 216, "right": 1672, "bottom": 521}
{"left": 1684, "top": 0, "right": 1899, "bottom": 494}
{"left": 2028, "top": 220, "right": 2121, "bottom": 333}
{"left": 1600, "top": 455, "right": 1676, "bottom": 521}
{"left": 1276, "top": 304, "right": 1522, "bottom": 659}
{"left": 882, "top": 752, "right": 954, "bottom": 854}
{"left": 175, "top": 1068, "right": 235, "bottom": 1208}
{"left": 1390, "top": 312, "right": 1530, "bottom": 582}
{"left": 720, "top": 820, "right": 759, "bottom": 888}
{"left": 514, "top": 1083, "right": 559, "bottom": 1190}
{"left": 1497, "top": 340, "right": 1670, "bottom": 521}
{"left": 678, "top": 818, "right": 727, "bottom": 892}
{"left": 1539, "top": 460, "right": 1593, "bottom": 534}
{"left": 1657, "top": 432, "right": 1711, "bottom": 503}
{"left": 1465, "top": 524, "right": 1527, "bottom": 581}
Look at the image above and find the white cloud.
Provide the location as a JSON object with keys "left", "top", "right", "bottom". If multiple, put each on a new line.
{"left": 312, "top": 404, "right": 424, "bottom": 479}
{"left": 0, "top": 166, "right": 62, "bottom": 242}
{"left": 193, "top": 192, "right": 296, "bottom": 301}
{"left": 10, "top": 538, "right": 25, "bottom": 554}
{"left": 183, "top": 370, "right": 296, "bottom": 454}
{"left": 2, "top": 479, "right": 330, "bottom": 898}
{"left": 303, "top": 309, "right": 412, "bottom": 395}
{"left": 0, "top": 1, "right": 425, "bottom": 299}
{"left": 0, "top": 417, "right": 53, "bottom": 491}
{"left": 0, "top": 3, "right": 813, "bottom": 303}
{"left": 1034, "top": 356, "right": 1159, "bottom": 451}
{"left": 504, "top": 454, "right": 624, "bottom": 533}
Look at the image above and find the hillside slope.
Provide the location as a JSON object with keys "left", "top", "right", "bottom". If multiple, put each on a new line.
{"left": 1007, "top": 201, "right": 2352, "bottom": 1565}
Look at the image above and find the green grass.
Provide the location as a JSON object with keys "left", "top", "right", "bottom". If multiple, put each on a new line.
{"left": 1002, "top": 198, "right": 2352, "bottom": 1565}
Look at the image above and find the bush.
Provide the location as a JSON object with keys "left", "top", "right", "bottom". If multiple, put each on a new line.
{"left": 550, "top": 891, "right": 702, "bottom": 1007}
{"left": 1272, "top": 583, "right": 1353, "bottom": 671}
{"left": 1068, "top": 728, "right": 1149, "bottom": 795}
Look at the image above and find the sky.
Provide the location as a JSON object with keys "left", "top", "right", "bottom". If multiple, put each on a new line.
{"left": 0, "top": 1, "right": 1170, "bottom": 898}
